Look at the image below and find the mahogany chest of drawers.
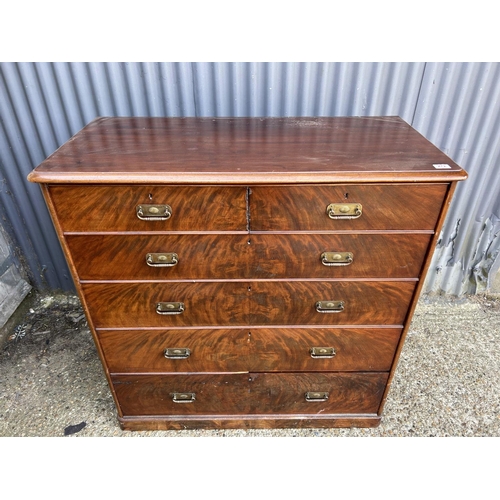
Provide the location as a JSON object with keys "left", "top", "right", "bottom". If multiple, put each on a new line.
{"left": 28, "top": 117, "right": 467, "bottom": 430}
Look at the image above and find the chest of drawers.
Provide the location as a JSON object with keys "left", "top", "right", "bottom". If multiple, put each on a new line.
{"left": 28, "top": 117, "right": 467, "bottom": 430}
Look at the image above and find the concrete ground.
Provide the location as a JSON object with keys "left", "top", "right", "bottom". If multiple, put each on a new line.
{"left": 0, "top": 291, "right": 499, "bottom": 437}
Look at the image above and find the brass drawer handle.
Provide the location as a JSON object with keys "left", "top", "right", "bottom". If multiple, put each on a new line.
{"left": 321, "top": 252, "right": 353, "bottom": 266}
{"left": 326, "top": 203, "right": 362, "bottom": 219}
{"left": 164, "top": 347, "right": 191, "bottom": 359}
{"left": 136, "top": 204, "right": 172, "bottom": 220}
{"left": 156, "top": 302, "right": 185, "bottom": 315}
{"left": 316, "top": 301, "right": 344, "bottom": 313}
{"left": 146, "top": 252, "right": 179, "bottom": 267}
{"left": 171, "top": 392, "right": 196, "bottom": 403}
{"left": 305, "top": 391, "right": 329, "bottom": 402}
{"left": 310, "top": 347, "right": 336, "bottom": 358}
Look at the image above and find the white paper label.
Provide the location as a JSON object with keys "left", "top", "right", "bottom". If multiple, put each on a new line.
{"left": 433, "top": 164, "right": 452, "bottom": 169}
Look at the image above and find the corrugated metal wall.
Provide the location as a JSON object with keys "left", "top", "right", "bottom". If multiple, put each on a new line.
{"left": 0, "top": 62, "right": 499, "bottom": 294}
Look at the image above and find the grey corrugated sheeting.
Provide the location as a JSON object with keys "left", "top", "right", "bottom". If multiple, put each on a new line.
{"left": 413, "top": 63, "right": 500, "bottom": 295}
{"left": 0, "top": 62, "right": 498, "bottom": 294}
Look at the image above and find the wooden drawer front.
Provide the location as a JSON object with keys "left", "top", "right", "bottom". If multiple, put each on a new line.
{"left": 69, "top": 233, "right": 430, "bottom": 281}
{"left": 99, "top": 327, "right": 402, "bottom": 373}
{"left": 113, "top": 372, "right": 389, "bottom": 416}
{"left": 82, "top": 281, "right": 415, "bottom": 328}
{"left": 250, "top": 184, "right": 448, "bottom": 231}
{"left": 249, "top": 281, "right": 415, "bottom": 326}
{"left": 68, "top": 234, "right": 252, "bottom": 280}
{"left": 49, "top": 185, "right": 247, "bottom": 232}
{"left": 82, "top": 282, "right": 250, "bottom": 328}
{"left": 248, "top": 233, "right": 430, "bottom": 279}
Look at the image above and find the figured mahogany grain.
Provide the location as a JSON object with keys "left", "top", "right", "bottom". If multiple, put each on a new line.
{"left": 98, "top": 327, "right": 402, "bottom": 373}
{"left": 247, "top": 233, "right": 430, "bottom": 279}
{"left": 112, "top": 372, "right": 389, "bottom": 416}
{"left": 81, "top": 281, "right": 250, "bottom": 328}
{"left": 250, "top": 184, "right": 448, "bottom": 231}
{"left": 49, "top": 184, "right": 247, "bottom": 232}
{"left": 82, "top": 280, "right": 415, "bottom": 328}
{"left": 69, "top": 232, "right": 430, "bottom": 280}
{"left": 68, "top": 233, "right": 251, "bottom": 280}
{"left": 26, "top": 116, "right": 468, "bottom": 431}
{"left": 248, "top": 281, "right": 416, "bottom": 326}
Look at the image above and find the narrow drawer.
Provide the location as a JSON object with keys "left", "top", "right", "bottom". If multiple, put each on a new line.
{"left": 48, "top": 185, "right": 247, "bottom": 232}
{"left": 82, "top": 281, "right": 415, "bottom": 328}
{"left": 250, "top": 184, "right": 448, "bottom": 231}
{"left": 99, "top": 327, "right": 402, "bottom": 373}
{"left": 112, "top": 372, "right": 389, "bottom": 416}
{"left": 69, "top": 233, "right": 430, "bottom": 280}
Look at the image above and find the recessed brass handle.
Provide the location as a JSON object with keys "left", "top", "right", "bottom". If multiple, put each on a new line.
{"left": 136, "top": 204, "right": 172, "bottom": 220}
{"left": 326, "top": 203, "right": 362, "bottom": 219}
{"left": 164, "top": 347, "right": 191, "bottom": 359}
{"left": 170, "top": 392, "right": 196, "bottom": 403}
{"left": 321, "top": 252, "right": 353, "bottom": 266}
{"left": 305, "top": 391, "right": 329, "bottom": 402}
{"left": 315, "top": 301, "right": 345, "bottom": 313}
{"left": 156, "top": 302, "right": 185, "bottom": 315}
{"left": 146, "top": 253, "right": 179, "bottom": 267}
{"left": 310, "top": 347, "right": 336, "bottom": 358}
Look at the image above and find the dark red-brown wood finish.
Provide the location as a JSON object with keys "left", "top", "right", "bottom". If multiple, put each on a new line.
{"left": 28, "top": 117, "right": 467, "bottom": 431}
{"left": 28, "top": 117, "right": 467, "bottom": 184}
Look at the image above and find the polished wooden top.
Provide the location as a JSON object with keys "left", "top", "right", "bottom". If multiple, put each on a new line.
{"left": 28, "top": 116, "right": 467, "bottom": 184}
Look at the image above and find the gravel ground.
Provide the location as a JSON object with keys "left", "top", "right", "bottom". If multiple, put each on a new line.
{"left": 0, "top": 292, "right": 499, "bottom": 437}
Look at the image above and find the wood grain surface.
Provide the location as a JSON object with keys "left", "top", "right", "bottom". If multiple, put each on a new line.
{"left": 247, "top": 281, "right": 416, "bottom": 326}
{"left": 250, "top": 184, "right": 448, "bottom": 231}
{"left": 28, "top": 117, "right": 467, "bottom": 184}
{"left": 68, "top": 232, "right": 430, "bottom": 280}
{"left": 81, "top": 281, "right": 250, "bottom": 328}
{"left": 26, "top": 116, "right": 468, "bottom": 430}
{"left": 82, "top": 280, "right": 416, "bottom": 328}
{"left": 117, "top": 415, "right": 382, "bottom": 430}
{"left": 98, "top": 327, "right": 402, "bottom": 373}
{"left": 49, "top": 185, "right": 247, "bottom": 232}
{"left": 112, "top": 372, "right": 389, "bottom": 416}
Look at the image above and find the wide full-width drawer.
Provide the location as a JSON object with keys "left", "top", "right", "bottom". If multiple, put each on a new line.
{"left": 112, "top": 372, "right": 389, "bottom": 416}
{"left": 48, "top": 185, "right": 247, "bottom": 232}
{"left": 82, "top": 280, "right": 416, "bottom": 328}
{"left": 99, "top": 327, "right": 402, "bottom": 373}
{"left": 69, "top": 233, "right": 431, "bottom": 280}
{"left": 250, "top": 184, "right": 448, "bottom": 231}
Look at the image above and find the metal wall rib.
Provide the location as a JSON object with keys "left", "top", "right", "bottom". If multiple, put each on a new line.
{"left": 413, "top": 62, "right": 500, "bottom": 294}
{"left": 0, "top": 62, "right": 498, "bottom": 294}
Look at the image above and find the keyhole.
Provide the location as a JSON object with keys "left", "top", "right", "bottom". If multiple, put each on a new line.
{"left": 149, "top": 193, "right": 153, "bottom": 201}
{"left": 344, "top": 192, "right": 349, "bottom": 200}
